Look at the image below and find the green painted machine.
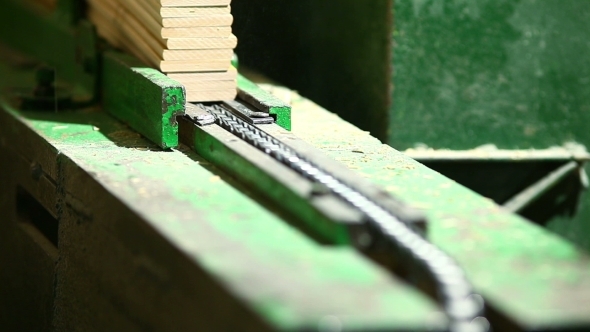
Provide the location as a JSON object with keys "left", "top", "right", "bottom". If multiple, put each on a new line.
{"left": 1, "top": 1, "right": 590, "bottom": 331}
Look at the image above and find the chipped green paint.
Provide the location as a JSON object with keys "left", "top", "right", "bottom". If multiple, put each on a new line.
{"left": 102, "top": 51, "right": 185, "bottom": 150}
{"left": 0, "top": 104, "right": 446, "bottom": 331}
{"left": 237, "top": 74, "right": 291, "bottom": 131}
{"left": 279, "top": 86, "right": 590, "bottom": 330}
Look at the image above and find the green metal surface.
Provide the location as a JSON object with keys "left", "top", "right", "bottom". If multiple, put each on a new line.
{"left": 257, "top": 84, "right": 590, "bottom": 330}
{"left": 237, "top": 75, "right": 292, "bottom": 131}
{"left": 0, "top": 82, "right": 445, "bottom": 331}
{"left": 392, "top": 0, "right": 590, "bottom": 150}
{"left": 102, "top": 52, "right": 186, "bottom": 150}
{"left": 3, "top": 0, "right": 590, "bottom": 328}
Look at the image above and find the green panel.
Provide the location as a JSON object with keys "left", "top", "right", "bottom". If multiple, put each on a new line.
{"left": 392, "top": 0, "right": 590, "bottom": 150}
{"left": 102, "top": 52, "right": 186, "bottom": 150}
{"left": 237, "top": 75, "right": 291, "bottom": 131}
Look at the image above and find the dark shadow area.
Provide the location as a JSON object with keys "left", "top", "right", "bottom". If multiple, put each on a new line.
{"left": 421, "top": 160, "right": 564, "bottom": 204}
{"left": 421, "top": 160, "right": 585, "bottom": 226}
{"left": 16, "top": 185, "right": 58, "bottom": 248}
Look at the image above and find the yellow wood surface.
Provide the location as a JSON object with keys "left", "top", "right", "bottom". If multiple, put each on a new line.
{"left": 85, "top": 0, "right": 237, "bottom": 102}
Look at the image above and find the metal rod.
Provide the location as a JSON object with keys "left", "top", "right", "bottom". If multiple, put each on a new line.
{"left": 503, "top": 161, "right": 579, "bottom": 213}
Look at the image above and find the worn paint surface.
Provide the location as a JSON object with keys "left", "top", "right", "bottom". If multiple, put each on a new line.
{"left": 4, "top": 108, "right": 444, "bottom": 330}
{"left": 102, "top": 52, "right": 185, "bottom": 150}
{"left": 237, "top": 74, "right": 291, "bottom": 131}
{"left": 393, "top": 0, "right": 590, "bottom": 150}
{"left": 257, "top": 84, "right": 590, "bottom": 329}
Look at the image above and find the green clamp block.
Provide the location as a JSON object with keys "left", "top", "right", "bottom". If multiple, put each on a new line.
{"left": 102, "top": 52, "right": 186, "bottom": 149}
{"left": 237, "top": 74, "right": 291, "bottom": 131}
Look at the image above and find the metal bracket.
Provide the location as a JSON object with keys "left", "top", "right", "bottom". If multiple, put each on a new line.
{"left": 185, "top": 103, "right": 215, "bottom": 126}
{"left": 222, "top": 99, "right": 274, "bottom": 125}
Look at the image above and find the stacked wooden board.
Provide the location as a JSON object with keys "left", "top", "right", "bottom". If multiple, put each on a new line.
{"left": 87, "top": 0, "right": 237, "bottom": 102}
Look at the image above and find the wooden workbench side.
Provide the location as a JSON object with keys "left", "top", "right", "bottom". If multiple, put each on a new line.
{"left": 0, "top": 99, "right": 445, "bottom": 331}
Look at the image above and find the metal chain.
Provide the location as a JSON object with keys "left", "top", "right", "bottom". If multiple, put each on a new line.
{"left": 201, "top": 103, "right": 489, "bottom": 332}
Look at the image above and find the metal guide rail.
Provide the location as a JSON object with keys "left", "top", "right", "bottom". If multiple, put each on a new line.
{"left": 185, "top": 101, "right": 489, "bottom": 332}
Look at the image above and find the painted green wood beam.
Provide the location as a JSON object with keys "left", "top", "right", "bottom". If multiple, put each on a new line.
{"left": 238, "top": 74, "right": 291, "bottom": 131}
{"left": 102, "top": 52, "right": 186, "bottom": 150}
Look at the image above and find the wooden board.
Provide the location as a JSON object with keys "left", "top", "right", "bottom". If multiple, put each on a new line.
{"left": 167, "top": 68, "right": 237, "bottom": 82}
{"left": 160, "top": 60, "right": 230, "bottom": 72}
{"left": 162, "top": 49, "right": 233, "bottom": 61}
{"left": 166, "top": 35, "right": 237, "bottom": 50}
{"left": 162, "top": 15, "right": 233, "bottom": 28}
{"left": 186, "top": 89, "right": 236, "bottom": 102}
{"left": 161, "top": 26, "right": 231, "bottom": 38}
{"left": 87, "top": 0, "right": 237, "bottom": 102}
{"left": 153, "top": 0, "right": 231, "bottom": 6}
{"left": 181, "top": 80, "right": 235, "bottom": 91}
{"left": 160, "top": 6, "right": 231, "bottom": 18}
